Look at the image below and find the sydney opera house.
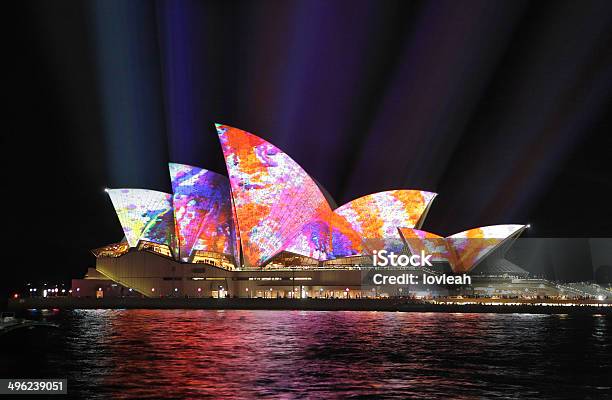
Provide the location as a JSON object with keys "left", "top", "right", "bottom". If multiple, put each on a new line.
{"left": 83, "top": 124, "right": 531, "bottom": 299}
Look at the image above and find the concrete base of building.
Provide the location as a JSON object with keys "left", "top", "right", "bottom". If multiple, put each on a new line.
{"left": 90, "top": 250, "right": 445, "bottom": 299}
{"left": 73, "top": 248, "right": 610, "bottom": 303}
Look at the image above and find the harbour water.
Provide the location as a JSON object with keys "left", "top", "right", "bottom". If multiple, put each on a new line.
{"left": 1, "top": 310, "right": 611, "bottom": 399}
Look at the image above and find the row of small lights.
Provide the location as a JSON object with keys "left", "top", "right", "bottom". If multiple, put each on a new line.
{"left": 150, "top": 288, "right": 204, "bottom": 292}
{"left": 13, "top": 287, "right": 72, "bottom": 299}
{"left": 434, "top": 299, "right": 608, "bottom": 306}
{"left": 34, "top": 288, "right": 70, "bottom": 293}
{"left": 20, "top": 287, "right": 204, "bottom": 294}
{"left": 94, "top": 286, "right": 352, "bottom": 294}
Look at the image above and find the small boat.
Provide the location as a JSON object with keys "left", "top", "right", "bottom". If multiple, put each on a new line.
{"left": 0, "top": 312, "right": 59, "bottom": 335}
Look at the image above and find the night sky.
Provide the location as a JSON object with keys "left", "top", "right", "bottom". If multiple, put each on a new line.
{"left": 4, "top": 0, "right": 612, "bottom": 294}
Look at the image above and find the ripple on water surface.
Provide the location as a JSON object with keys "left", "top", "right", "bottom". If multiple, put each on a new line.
{"left": 1, "top": 310, "right": 611, "bottom": 399}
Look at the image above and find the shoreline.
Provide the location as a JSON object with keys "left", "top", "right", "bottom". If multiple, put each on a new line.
{"left": 7, "top": 297, "right": 612, "bottom": 315}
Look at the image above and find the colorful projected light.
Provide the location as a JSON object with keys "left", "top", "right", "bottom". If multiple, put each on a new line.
{"left": 398, "top": 225, "right": 526, "bottom": 273}
{"left": 446, "top": 225, "right": 525, "bottom": 273}
{"left": 169, "top": 163, "right": 236, "bottom": 261}
{"left": 106, "top": 189, "right": 175, "bottom": 249}
{"left": 283, "top": 205, "right": 333, "bottom": 260}
{"left": 102, "top": 124, "right": 526, "bottom": 272}
{"left": 284, "top": 190, "right": 436, "bottom": 260}
{"left": 216, "top": 124, "right": 331, "bottom": 268}
{"left": 329, "top": 212, "right": 365, "bottom": 258}
{"left": 333, "top": 190, "right": 436, "bottom": 256}
{"left": 397, "top": 228, "right": 450, "bottom": 262}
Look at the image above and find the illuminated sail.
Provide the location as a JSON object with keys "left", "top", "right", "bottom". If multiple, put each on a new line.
{"left": 333, "top": 190, "right": 437, "bottom": 255}
{"left": 106, "top": 189, "right": 175, "bottom": 249}
{"left": 399, "top": 225, "right": 526, "bottom": 273}
{"left": 216, "top": 124, "right": 330, "bottom": 268}
{"left": 286, "top": 190, "right": 437, "bottom": 260}
{"left": 169, "top": 163, "right": 236, "bottom": 261}
{"left": 446, "top": 225, "right": 526, "bottom": 273}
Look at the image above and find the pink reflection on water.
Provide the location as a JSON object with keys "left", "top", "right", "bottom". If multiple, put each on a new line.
{"left": 83, "top": 310, "right": 609, "bottom": 399}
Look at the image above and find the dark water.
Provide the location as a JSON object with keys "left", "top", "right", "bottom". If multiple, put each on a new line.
{"left": 1, "top": 310, "right": 611, "bottom": 399}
